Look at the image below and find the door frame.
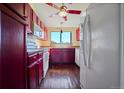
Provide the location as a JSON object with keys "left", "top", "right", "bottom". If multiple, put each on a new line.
{"left": 120, "top": 4, "right": 124, "bottom": 89}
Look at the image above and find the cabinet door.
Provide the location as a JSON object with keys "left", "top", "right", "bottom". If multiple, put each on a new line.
{"left": 1, "top": 12, "right": 25, "bottom": 88}
{"left": 5, "top": 3, "right": 25, "bottom": 17}
{"left": 44, "top": 27, "right": 48, "bottom": 40}
{"left": 40, "top": 21, "right": 42, "bottom": 29}
{"left": 49, "top": 49, "right": 62, "bottom": 63}
{"left": 33, "top": 11, "right": 37, "bottom": 23}
{"left": 38, "top": 60, "right": 43, "bottom": 85}
{"left": 25, "top": 4, "right": 33, "bottom": 33}
{"left": 28, "top": 53, "right": 38, "bottom": 65}
{"left": 37, "top": 17, "right": 41, "bottom": 26}
{"left": 28, "top": 63, "right": 38, "bottom": 89}
{"left": 62, "top": 48, "right": 75, "bottom": 63}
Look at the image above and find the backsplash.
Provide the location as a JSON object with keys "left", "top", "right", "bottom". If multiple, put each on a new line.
{"left": 26, "top": 34, "right": 42, "bottom": 50}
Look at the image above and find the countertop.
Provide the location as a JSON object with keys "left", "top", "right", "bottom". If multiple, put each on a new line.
{"left": 27, "top": 48, "right": 49, "bottom": 55}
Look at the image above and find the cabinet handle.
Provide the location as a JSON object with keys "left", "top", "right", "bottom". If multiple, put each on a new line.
{"left": 27, "top": 61, "right": 38, "bottom": 68}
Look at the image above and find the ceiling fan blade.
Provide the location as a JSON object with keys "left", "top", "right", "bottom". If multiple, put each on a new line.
{"left": 46, "top": 3, "right": 60, "bottom": 10}
{"left": 63, "top": 16, "right": 67, "bottom": 21}
{"left": 67, "top": 10, "right": 81, "bottom": 14}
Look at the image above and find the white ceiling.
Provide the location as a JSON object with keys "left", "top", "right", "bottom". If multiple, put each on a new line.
{"left": 30, "top": 3, "right": 89, "bottom": 27}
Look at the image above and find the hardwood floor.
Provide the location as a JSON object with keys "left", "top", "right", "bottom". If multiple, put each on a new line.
{"left": 40, "top": 64, "right": 80, "bottom": 89}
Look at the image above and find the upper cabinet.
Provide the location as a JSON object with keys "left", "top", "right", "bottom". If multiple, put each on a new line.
{"left": 44, "top": 27, "right": 48, "bottom": 41}
{"left": 5, "top": 3, "right": 25, "bottom": 18}
{"left": 25, "top": 4, "right": 33, "bottom": 33}
{"left": 24, "top": 4, "right": 48, "bottom": 40}
{"left": 33, "top": 11, "right": 37, "bottom": 24}
{"left": 76, "top": 27, "right": 80, "bottom": 41}
{"left": 37, "top": 17, "right": 41, "bottom": 26}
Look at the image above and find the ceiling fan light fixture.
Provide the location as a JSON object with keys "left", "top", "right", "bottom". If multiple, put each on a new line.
{"left": 59, "top": 6, "right": 68, "bottom": 17}
{"left": 59, "top": 11, "right": 67, "bottom": 17}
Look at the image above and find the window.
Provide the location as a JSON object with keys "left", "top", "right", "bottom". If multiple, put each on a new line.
{"left": 51, "top": 32, "right": 71, "bottom": 44}
{"left": 51, "top": 32, "right": 60, "bottom": 43}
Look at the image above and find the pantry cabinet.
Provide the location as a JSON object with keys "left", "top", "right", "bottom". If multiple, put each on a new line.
{"left": 0, "top": 11, "right": 26, "bottom": 88}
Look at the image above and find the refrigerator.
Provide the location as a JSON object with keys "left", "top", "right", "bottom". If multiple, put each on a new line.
{"left": 80, "top": 4, "right": 120, "bottom": 89}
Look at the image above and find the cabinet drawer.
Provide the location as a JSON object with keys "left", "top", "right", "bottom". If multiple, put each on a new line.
{"left": 38, "top": 52, "right": 43, "bottom": 59}
{"left": 28, "top": 53, "right": 38, "bottom": 65}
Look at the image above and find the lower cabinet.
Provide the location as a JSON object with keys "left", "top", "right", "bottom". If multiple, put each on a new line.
{"left": 38, "top": 59, "right": 43, "bottom": 85}
{"left": 27, "top": 51, "right": 43, "bottom": 89}
{"left": 28, "top": 62, "right": 38, "bottom": 89}
{"left": 49, "top": 48, "right": 75, "bottom": 64}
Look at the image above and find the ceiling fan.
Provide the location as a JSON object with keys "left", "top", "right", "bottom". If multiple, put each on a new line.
{"left": 46, "top": 3, "right": 81, "bottom": 21}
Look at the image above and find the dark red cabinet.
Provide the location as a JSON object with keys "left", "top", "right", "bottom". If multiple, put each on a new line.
{"left": 1, "top": 12, "right": 26, "bottom": 88}
{"left": 28, "top": 53, "right": 38, "bottom": 65}
{"left": 62, "top": 49, "right": 75, "bottom": 63}
{"left": 38, "top": 59, "right": 43, "bottom": 85}
{"left": 37, "top": 17, "right": 41, "bottom": 26}
{"left": 27, "top": 51, "right": 43, "bottom": 88}
{"left": 50, "top": 49, "right": 62, "bottom": 63}
{"left": 33, "top": 11, "right": 37, "bottom": 23}
{"left": 25, "top": 4, "right": 33, "bottom": 33}
{"left": 38, "top": 52, "right": 43, "bottom": 85}
{"left": 5, "top": 3, "right": 25, "bottom": 18}
{"left": 50, "top": 48, "right": 75, "bottom": 64}
{"left": 44, "top": 27, "right": 48, "bottom": 41}
{"left": 28, "top": 62, "right": 38, "bottom": 89}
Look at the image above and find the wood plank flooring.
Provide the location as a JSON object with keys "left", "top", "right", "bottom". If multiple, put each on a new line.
{"left": 40, "top": 64, "right": 80, "bottom": 89}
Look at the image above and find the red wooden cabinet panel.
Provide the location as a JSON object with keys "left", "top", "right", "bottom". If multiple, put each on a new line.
{"left": 1, "top": 12, "right": 26, "bottom": 88}
{"left": 27, "top": 51, "right": 43, "bottom": 88}
{"left": 27, "top": 62, "right": 38, "bottom": 89}
{"left": 37, "top": 52, "right": 43, "bottom": 85}
{"left": 28, "top": 53, "right": 38, "bottom": 65}
{"left": 49, "top": 49, "right": 62, "bottom": 63}
{"left": 76, "top": 27, "right": 80, "bottom": 41}
{"left": 38, "top": 59, "right": 43, "bottom": 85}
{"left": 25, "top": 4, "right": 33, "bottom": 33}
{"left": 5, "top": 3, "right": 25, "bottom": 18}
{"left": 33, "top": 11, "right": 37, "bottom": 23}
{"left": 44, "top": 27, "right": 48, "bottom": 40}
{"left": 62, "top": 49, "right": 75, "bottom": 63}
{"left": 38, "top": 52, "right": 43, "bottom": 59}
{"left": 27, "top": 53, "right": 39, "bottom": 89}
{"left": 40, "top": 21, "right": 42, "bottom": 29}
{"left": 49, "top": 48, "right": 75, "bottom": 64}
{"left": 37, "top": 17, "right": 41, "bottom": 26}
